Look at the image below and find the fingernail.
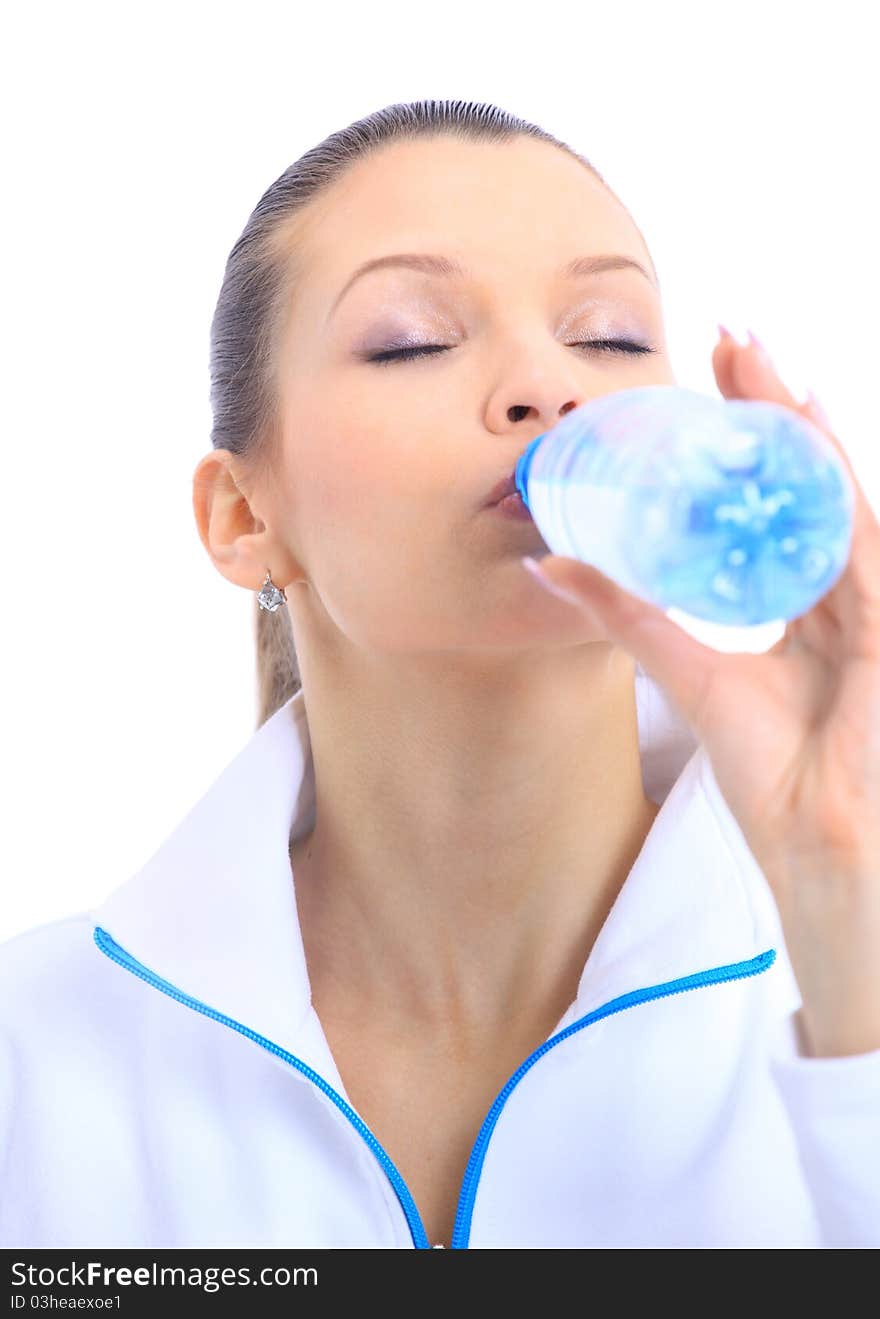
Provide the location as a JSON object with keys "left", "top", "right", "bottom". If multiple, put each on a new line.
{"left": 521, "top": 556, "right": 584, "bottom": 607}
{"left": 717, "top": 323, "right": 734, "bottom": 342}
{"left": 805, "top": 389, "right": 832, "bottom": 429}
{"left": 746, "top": 329, "right": 773, "bottom": 369}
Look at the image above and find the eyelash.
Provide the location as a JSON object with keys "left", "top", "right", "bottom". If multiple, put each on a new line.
{"left": 366, "top": 339, "right": 655, "bottom": 367}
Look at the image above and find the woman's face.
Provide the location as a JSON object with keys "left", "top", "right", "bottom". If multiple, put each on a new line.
{"left": 269, "top": 135, "right": 676, "bottom": 662}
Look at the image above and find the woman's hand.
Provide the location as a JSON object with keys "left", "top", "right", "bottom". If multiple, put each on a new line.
{"left": 523, "top": 328, "right": 880, "bottom": 1058}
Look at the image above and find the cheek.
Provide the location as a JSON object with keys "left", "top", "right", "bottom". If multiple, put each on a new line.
{"left": 282, "top": 411, "right": 472, "bottom": 643}
{"left": 292, "top": 436, "right": 403, "bottom": 546}
{"left": 300, "top": 500, "right": 465, "bottom": 652}
{"left": 289, "top": 435, "right": 437, "bottom": 593}
{"left": 292, "top": 415, "right": 455, "bottom": 548}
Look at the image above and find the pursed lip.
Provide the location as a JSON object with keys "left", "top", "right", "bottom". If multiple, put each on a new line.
{"left": 484, "top": 472, "right": 519, "bottom": 507}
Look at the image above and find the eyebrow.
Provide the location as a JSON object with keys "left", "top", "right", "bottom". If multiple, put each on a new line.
{"left": 327, "top": 250, "right": 659, "bottom": 319}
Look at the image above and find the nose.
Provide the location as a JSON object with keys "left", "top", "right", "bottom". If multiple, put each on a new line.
{"left": 507, "top": 397, "right": 579, "bottom": 425}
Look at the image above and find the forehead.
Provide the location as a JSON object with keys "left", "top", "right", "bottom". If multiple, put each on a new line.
{"left": 286, "top": 135, "right": 649, "bottom": 296}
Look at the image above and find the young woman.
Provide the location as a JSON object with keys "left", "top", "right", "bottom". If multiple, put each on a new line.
{"left": 2, "top": 99, "right": 878, "bottom": 1250}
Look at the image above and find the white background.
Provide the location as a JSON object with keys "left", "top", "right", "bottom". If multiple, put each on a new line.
{"left": 2, "top": 0, "right": 878, "bottom": 943}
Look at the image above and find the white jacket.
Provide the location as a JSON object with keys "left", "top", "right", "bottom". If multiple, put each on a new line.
{"left": 2, "top": 674, "right": 879, "bottom": 1249}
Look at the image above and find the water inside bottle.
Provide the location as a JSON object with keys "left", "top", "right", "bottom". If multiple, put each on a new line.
{"left": 520, "top": 387, "right": 856, "bottom": 628}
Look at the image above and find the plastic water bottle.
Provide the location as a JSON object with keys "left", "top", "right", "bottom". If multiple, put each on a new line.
{"left": 514, "top": 384, "right": 855, "bottom": 628}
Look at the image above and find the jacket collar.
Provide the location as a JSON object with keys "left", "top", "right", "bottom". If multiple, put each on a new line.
{"left": 89, "top": 669, "right": 797, "bottom": 1066}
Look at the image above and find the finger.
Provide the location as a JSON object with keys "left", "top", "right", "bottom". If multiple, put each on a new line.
{"left": 739, "top": 330, "right": 803, "bottom": 406}
{"left": 714, "top": 327, "right": 802, "bottom": 409}
{"left": 522, "top": 554, "right": 722, "bottom": 737}
{"left": 712, "top": 325, "right": 742, "bottom": 400}
{"left": 711, "top": 326, "right": 791, "bottom": 404}
{"left": 715, "top": 328, "right": 860, "bottom": 504}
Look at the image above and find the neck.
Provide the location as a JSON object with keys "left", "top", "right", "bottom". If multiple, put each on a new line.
{"left": 289, "top": 641, "right": 660, "bottom": 1035}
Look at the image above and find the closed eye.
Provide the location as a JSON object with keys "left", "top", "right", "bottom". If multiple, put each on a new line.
{"left": 365, "top": 339, "right": 656, "bottom": 366}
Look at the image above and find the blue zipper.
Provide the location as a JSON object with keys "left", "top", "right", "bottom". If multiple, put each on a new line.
{"left": 450, "top": 945, "right": 776, "bottom": 1247}
{"left": 93, "top": 926, "right": 432, "bottom": 1249}
{"left": 93, "top": 926, "right": 774, "bottom": 1250}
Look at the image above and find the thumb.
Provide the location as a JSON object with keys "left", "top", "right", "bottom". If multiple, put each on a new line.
{"left": 523, "top": 553, "right": 721, "bottom": 737}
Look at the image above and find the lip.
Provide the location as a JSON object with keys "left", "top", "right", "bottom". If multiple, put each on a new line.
{"left": 492, "top": 490, "right": 534, "bottom": 521}
{"left": 484, "top": 472, "right": 519, "bottom": 507}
